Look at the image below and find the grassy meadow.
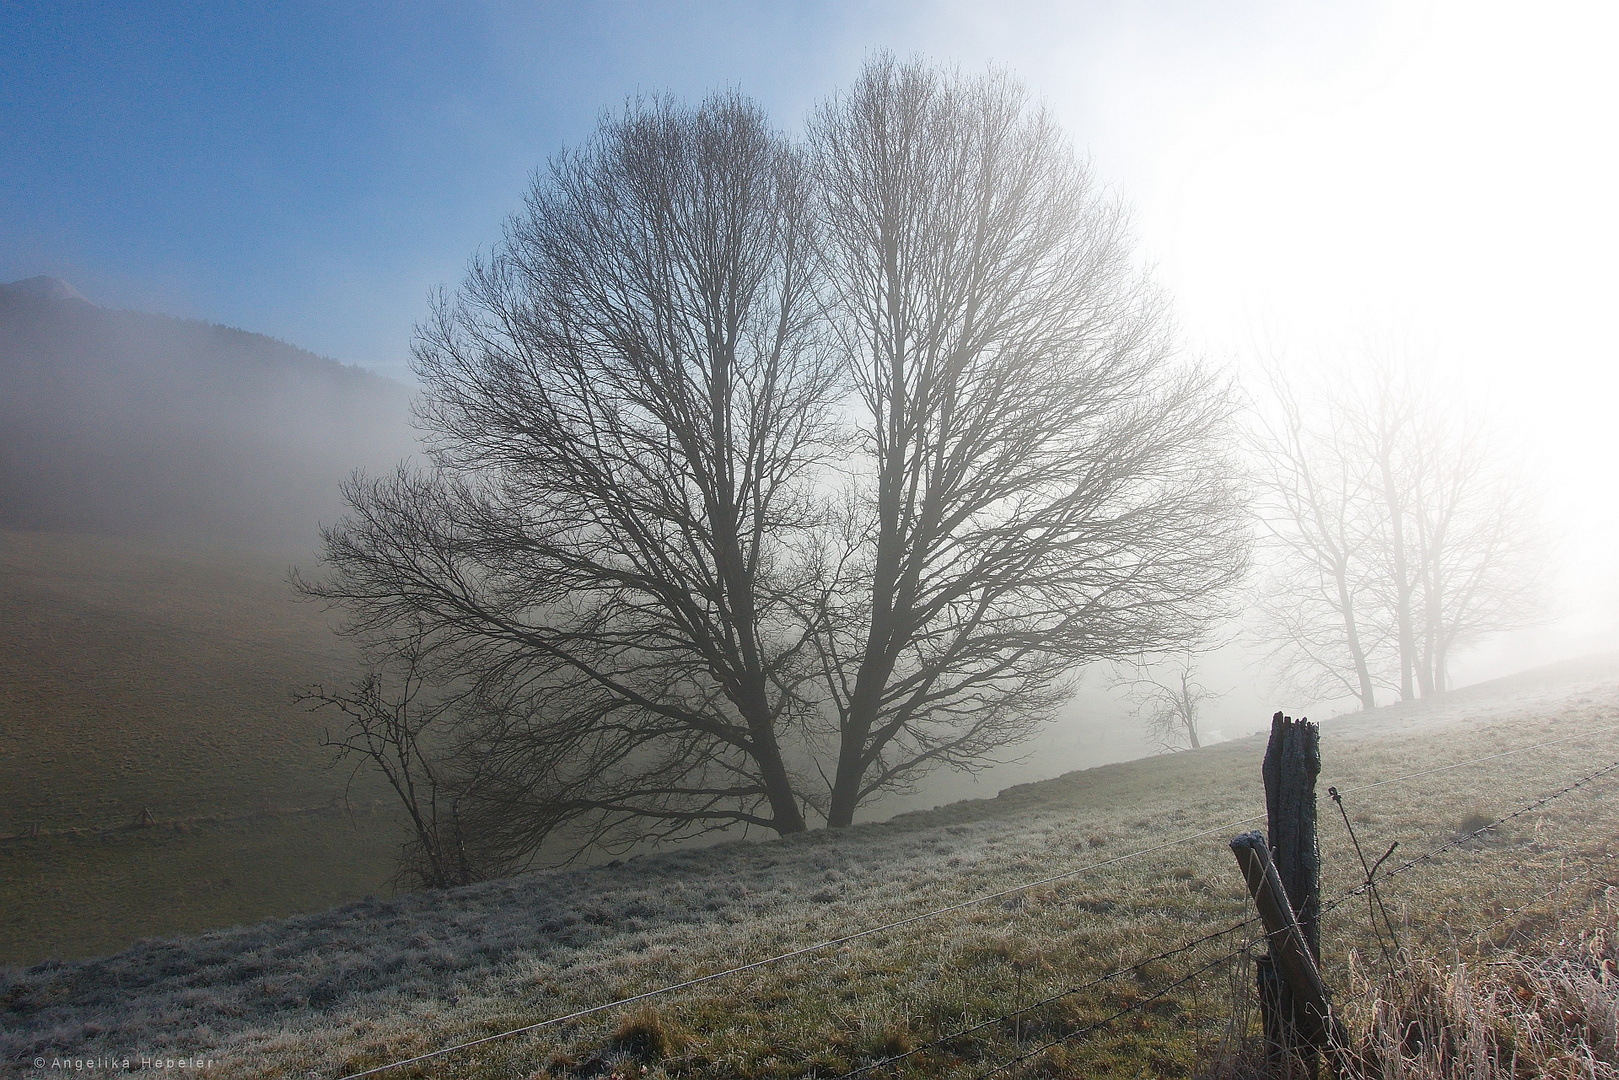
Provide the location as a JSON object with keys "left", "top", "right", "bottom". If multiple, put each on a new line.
{"left": 0, "top": 528, "right": 405, "bottom": 965}
{"left": 3, "top": 652, "right": 1618, "bottom": 1079}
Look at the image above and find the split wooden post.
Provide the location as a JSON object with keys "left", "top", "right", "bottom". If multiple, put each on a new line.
{"left": 1230, "top": 831, "right": 1335, "bottom": 1048}
{"left": 1231, "top": 710, "right": 1339, "bottom": 1073}
{"left": 1264, "top": 712, "right": 1321, "bottom": 960}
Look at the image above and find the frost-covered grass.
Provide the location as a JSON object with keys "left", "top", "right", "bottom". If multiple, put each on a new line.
{"left": 5, "top": 655, "right": 1619, "bottom": 1080}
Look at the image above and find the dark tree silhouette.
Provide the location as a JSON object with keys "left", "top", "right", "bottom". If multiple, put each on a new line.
{"left": 303, "top": 64, "right": 1252, "bottom": 866}
{"left": 1113, "top": 656, "right": 1222, "bottom": 752}
{"left": 806, "top": 57, "right": 1250, "bottom": 827}
{"left": 303, "top": 92, "right": 837, "bottom": 853}
{"left": 300, "top": 638, "right": 494, "bottom": 888}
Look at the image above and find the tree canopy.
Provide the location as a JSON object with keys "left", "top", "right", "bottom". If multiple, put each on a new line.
{"left": 302, "top": 58, "right": 1250, "bottom": 873}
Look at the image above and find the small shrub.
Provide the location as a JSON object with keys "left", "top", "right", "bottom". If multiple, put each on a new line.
{"left": 872, "top": 1019, "right": 913, "bottom": 1057}
{"left": 610, "top": 1004, "right": 688, "bottom": 1062}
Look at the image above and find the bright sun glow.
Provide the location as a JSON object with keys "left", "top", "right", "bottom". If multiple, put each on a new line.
{"left": 1122, "top": 0, "right": 1619, "bottom": 666}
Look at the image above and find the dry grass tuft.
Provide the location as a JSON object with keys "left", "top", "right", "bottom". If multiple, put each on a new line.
{"left": 608, "top": 1004, "right": 688, "bottom": 1062}
{"left": 1343, "top": 909, "right": 1619, "bottom": 1080}
{"left": 1205, "top": 896, "right": 1619, "bottom": 1080}
{"left": 1454, "top": 807, "right": 1496, "bottom": 837}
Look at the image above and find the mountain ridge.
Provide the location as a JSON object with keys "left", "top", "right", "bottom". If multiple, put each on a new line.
{"left": 0, "top": 275, "right": 89, "bottom": 304}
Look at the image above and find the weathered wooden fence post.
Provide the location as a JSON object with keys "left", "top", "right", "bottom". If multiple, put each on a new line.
{"left": 1230, "top": 833, "right": 1335, "bottom": 1057}
{"left": 1231, "top": 710, "right": 1333, "bottom": 1075}
{"left": 1264, "top": 712, "right": 1321, "bottom": 961}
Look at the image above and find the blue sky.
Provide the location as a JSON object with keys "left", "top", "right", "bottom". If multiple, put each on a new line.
{"left": 1, "top": 1, "right": 1385, "bottom": 377}
{"left": 1, "top": 2, "right": 891, "bottom": 372}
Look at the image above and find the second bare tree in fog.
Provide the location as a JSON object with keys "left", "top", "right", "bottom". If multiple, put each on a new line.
{"left": 1250, "top": 358, "right": 1542, "bottom": 710}
{"left": 304, "top": 56, "right": 1250, "bottom": 872}
{"left": 1113, "top": 656, "right": 1219, "bottom": 751}
{"left": 807, "top": 59, "right": 1246, "bottom": 825}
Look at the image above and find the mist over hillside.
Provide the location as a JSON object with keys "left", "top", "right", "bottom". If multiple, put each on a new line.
{"left": 0, "top": 276, "right": 417, "bottom": 555}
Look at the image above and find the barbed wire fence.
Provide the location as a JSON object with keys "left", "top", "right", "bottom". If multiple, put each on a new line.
{"left": 954, "top": 753, "right": 1619, "bottom": 1080}
{"left": 334, "top": 722, "right": 1619, "bottom": 1080}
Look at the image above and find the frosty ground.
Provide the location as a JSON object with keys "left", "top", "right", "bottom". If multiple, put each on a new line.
{"left": 5, "top": 654, "right": 1619, "bottom": 1079}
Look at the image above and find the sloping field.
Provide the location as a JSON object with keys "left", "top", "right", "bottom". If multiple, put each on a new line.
{"left": 0, "top": 528, "right": 354, "bottom": 828}
{"left": 4, "top": 654, "right": 1618, "bottom": 1079}
{"left": 0, "top": 529, "right": 403, "bottom": 964}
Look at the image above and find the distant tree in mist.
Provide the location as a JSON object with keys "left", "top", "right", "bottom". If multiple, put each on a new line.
{"left": 1249, "top": 357, "right": 1545, "bottom": 709}
{"left": 1249, "top": 370, "right": 1385, "bottom": 709}
{"left": 302, "top": 58, "right": 1250, "bottom": 872}
{"left": 1112, "top": 655, "right": 1220, "bottom": 752}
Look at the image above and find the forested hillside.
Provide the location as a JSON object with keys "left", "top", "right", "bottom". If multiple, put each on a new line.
{"left": 0, "top": 276, "right": 415, "bottom": 553}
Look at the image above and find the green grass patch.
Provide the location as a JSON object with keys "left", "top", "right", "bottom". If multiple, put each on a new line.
{"left": 0, "top": 528, "right": 402, "bottom": 962}
{"left": 0, "top": 807, "right": 406, "bottom": 965}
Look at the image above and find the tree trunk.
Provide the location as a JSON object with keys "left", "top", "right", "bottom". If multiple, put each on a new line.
{"left": 1333, "top": 561, "right": 1377, "bottom": 711}
{"left": 1179, "top": 672, "right": 1201, "bottom": 748}
{"left": 1420, "top": 568, "right": 1444, "bottom": 697}
{"left": 1378, "top": 449, "right": 1418, "bottom": 702}
{"left": 827, "top": 668, "right": 884, "bottom": 828}
{"left": 754, "top": 735, "right": 807, "bottom": 833}
{"left": 827, "top": 661, "right": 892, "bottom": 828}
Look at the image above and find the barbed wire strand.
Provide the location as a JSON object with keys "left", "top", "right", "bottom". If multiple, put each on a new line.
{"left": 1314, "top": 857, "right": 1618, "bottom": 1010}
{"left": 1323, "top": 756, "right": 1619, "bottom": 918}
{"left": 970, "top": 846, "right": 1605, "bottom": 1080}
{"left": 1475, "top": 867, "right": 1616, "bottom": 946}
{"left": 334, "top": 723, "right": 1619, "bottom": 1079}
{"left": 967, "top": 864, "right": 1429, "bottom": 1080}
{"left": 846, "top": 865, "right": 1421, "bottom": 1080}
{"left": 832, "top": 912, "right": 1263, "bottom": 1079}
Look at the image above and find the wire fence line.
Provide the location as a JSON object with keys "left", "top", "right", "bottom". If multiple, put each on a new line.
{"left": 333, "top": 721, "right": 1619, "bottom": 1080}
{"left": 832, "top": 913, "right": 1265, "bottom": 1080}
{"left": 942, "top": 867, "right": 1433, "bottom": 1080}
{"left": 1322, "top": 754, "right": 1619, "bottom": 918}
{"left": 954, "top": 753, "right": 1619, "bottom": 1080}
{"left": 911, "top": 847, "right": 1611, "bottom": 1080}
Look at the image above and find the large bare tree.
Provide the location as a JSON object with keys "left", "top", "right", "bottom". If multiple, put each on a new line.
{"left": 806, "top": 57, "right": 1250, "bottom": 827}
{"left": 306, "top": 65, "right": 1253, "bottom": 866}
{"left": 303, "top": 92, "right": 838, "bottom": 852}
